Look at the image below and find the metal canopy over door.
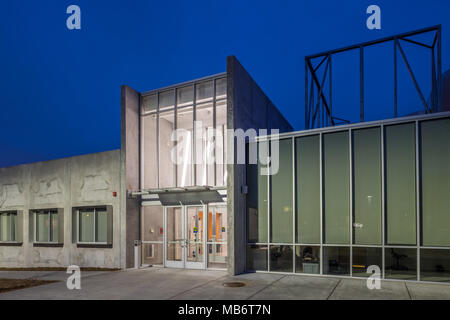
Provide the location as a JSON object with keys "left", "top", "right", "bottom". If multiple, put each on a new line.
{"left": 164, "top": 205, "right": 206, "bottom": 269}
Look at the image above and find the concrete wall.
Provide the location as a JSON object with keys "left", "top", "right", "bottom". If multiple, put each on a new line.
{"left": 226, "top": 56, "right": 293, "bottom": 275}
{"left": 121, "top": 85, "right": 141, "bottom": 268}
{"left": 0, "top": 150, "right": 123, "bottom": 268}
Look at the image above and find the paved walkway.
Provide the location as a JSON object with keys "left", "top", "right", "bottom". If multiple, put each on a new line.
{"left": 1, "top": 267, "right": 450, "bottom": 300}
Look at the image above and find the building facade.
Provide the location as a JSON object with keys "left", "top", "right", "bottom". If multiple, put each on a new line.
{"left": 0, "top": 56, "right": 293, "bottom": 272}
{"left": 246, "top": 112, "right": 450, "bottom": 283}
{"left": 1, "top": 55, "right": 449, "bottom": 284}
{"left": 0, "top": 150, "right": 122, "bottom": 268}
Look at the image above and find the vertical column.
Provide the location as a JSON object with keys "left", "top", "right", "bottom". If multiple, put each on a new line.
{"left": 381, "top": 125, "right": 386, "bottom": 279}
{"left": 349, "top": 129, "right": 353, "bottom": 277}
{"left": 267, "top": 139, "right": 271, "bottom": 272}
{"left": 415, "top": 120, "right": 421, "bottom": 281}
{"left": 213, "top": 79, "right": 217, "bottom": 186}
{"left": 157, "top": 92, "right": 160, "bottom": 188}
{"left": 329, "top": 54, "right": 332, "bottom": 127}
{"left": 319, "top": 133, "right": 323, "bottom": 275}
{"left": 437, "top": 27, "right": 442, "bottom": 112}
{"left": 360, "top": 46, "right": 364, "bottom": 122}
{"left": 174, "top": 89, "right": 178, "bottom": 187}
{"left": 394, "top": 40, "right": 398, "bottom": 118}
{"left": 305, "top": 61, "right": 309, "bottom": 129}
{"left": 193, "top": 85, "right": 197, "bottom": 186}
{"left": 292, "top": 136, "right": 296, "bottom": 273}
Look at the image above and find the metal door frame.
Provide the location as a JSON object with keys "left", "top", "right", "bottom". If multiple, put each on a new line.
{"left": 163, "top": 204, "right": 207, "bottom": 269}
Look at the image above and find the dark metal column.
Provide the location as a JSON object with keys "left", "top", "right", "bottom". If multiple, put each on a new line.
{"left": 360, "top": 46, "right": 364, "bottom": 122}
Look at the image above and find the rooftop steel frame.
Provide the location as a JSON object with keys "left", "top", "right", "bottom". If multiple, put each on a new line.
{"left": 305, "top": 25, "right": 442, "bottom": 129}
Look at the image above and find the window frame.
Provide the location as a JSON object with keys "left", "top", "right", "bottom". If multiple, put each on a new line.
{"left": 33, "top": 210, "right": 59, "bottom": 244}
{"left": 77, "top": 207, "right": 108, "bottom": 245}
{"left": 0, "top": 211, "right": 17, "bottom": 243}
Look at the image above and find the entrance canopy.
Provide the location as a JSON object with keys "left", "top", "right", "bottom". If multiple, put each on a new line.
{"left": 134, "top": 186, "right": 227, "bottom": 206}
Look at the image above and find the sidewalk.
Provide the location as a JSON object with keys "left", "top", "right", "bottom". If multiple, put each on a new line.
{"left": 0, "top": 267, "right": 450, "bottom": 300}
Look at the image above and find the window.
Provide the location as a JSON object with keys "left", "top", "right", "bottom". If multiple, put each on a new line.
{"left": 159, "top": 107, "right": 175, "bottom": 188}
{"left": 353, "top": 127, "right": 382, "bottom": 245}
{"left": 176, "top": 104, "right": 193, "bottom": 187}
{"left": 296, "top": 135, "right": 320, "bottom": 244}
{"left": 385, "top": 248, "right": 417, "bottom": 280}
{"left": 247, "top": 141, "right": 269, "bottom": 243}
{"left": 295, "top": 246, "right": 320, "bottom": 274}
{"left": 352, "top": 247, "right": 382, "bottom": 277}
{"left": 141, "top": 94, "right": 157, "bottom": 114}
{"left": 323, "top": 132, "right": 350, "bottom": 244}
{"left": 196, "top": 81, "right": 213, "bottom": 103}
{"left": 247, "top": 244, "right": 268, "bottom": 271}
{"left": 270, "top": 139, "right": 293, "bottom": 243}
{"left": 420, "top": 249, "right": 450, "bottom": 282}
{"left": 0, "top": 212, "right": 17, "bottom": 242}
{"left": 421, "top": 118, "right": 450, "bottom": 246}
{"left": 269, "top": 245, "right": 293, "bottom": 272}
{"left": 77, "top": 208, "right": 110, "bottom": 244}
{"left": 323, "top": 246, "right": 350, "bottom": 275}
{"left": 385, "top": 123, "right": 416, "bottom": 245}
{"left": 141, "top": 206, "right": 163, "bottom": 265}
{"left": 142, "top": 113, "right": 158, "bottom": 189}
{"left": 207, "top": 205, "right": 227, "bottom": 268}
{"left": 34, "top": 210, "right": 59, "bottom": 243}
{"left": 140, "top": 77, "right": 227, "bottom": 190}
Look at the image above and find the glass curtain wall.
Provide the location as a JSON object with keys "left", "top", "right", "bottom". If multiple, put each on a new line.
{"left": 141, "top": 76, "right": 227, "bottom": 189}
{"left": 246, "top": 116, "right": 450, "bottom": 282}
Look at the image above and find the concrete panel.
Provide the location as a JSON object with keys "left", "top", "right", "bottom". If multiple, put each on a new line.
{"left": 227, "top": 56, "right": 293, "bottom": 276}
{"left": 29, "top": 160, "right": 67, "bottom": 207}
{"left": 121, "top": 85, "right": 141, "bottom": 268}
{"left": 0, "top": 165, "right": 28, "bottom": 210}
{"left": 0, "top": 150, "right": 122, "bottom": 269}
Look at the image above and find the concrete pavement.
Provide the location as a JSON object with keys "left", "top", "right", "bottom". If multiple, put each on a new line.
{"left": 1, "top": 267, "right": 450, "bottom": 300}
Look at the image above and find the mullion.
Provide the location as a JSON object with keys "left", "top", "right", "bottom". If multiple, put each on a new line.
{"left": 94, "top": 208, "right": 97, "bottom": 243}
{"left": 48, "top": 211, "right": 52, "bottom": 243}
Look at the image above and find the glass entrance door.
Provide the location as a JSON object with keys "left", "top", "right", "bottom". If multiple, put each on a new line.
{"left": 164, "top": 205, "right": 206, "bottom": 269}
{"left": 165, "top": 206, "right": 184, "bottom": 268}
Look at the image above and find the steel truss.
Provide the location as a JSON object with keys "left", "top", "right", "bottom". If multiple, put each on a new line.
{"left": 305, "top": 25, "right": 442, "bottom": 129}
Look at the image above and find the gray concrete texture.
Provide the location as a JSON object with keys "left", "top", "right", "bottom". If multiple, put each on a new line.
{"left": 1, "top": 268, "right": 450, "bottom": 300}
{"left": 0, "top": 150, "right": 124, "bottom": 268}
{"left": 121, "top": 85, "right": 141, "bottom": 268}
{"left": 226, "top": 56, "right": 294, "bottom": 276}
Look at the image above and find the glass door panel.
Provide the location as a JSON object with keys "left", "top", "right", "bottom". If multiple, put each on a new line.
{"left": 165, "top": 207, "right": 184, "bottom": 268}
{"left": 164, "top": 205, "right": 206, "bottom": 269}
{"left": 185, "top": 206, "right": 206, "bottom": 269}
{"left": 207, "top": 205, "right": 228, "bottom": 268}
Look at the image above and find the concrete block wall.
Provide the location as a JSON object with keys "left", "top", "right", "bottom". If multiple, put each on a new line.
{"left": 0, "top": 150, "right": 124, "bottom": 268}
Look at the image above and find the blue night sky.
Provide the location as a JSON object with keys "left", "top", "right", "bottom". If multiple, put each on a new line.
{"left": 0, "top": 0, "right": 448, "bottom": 167}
